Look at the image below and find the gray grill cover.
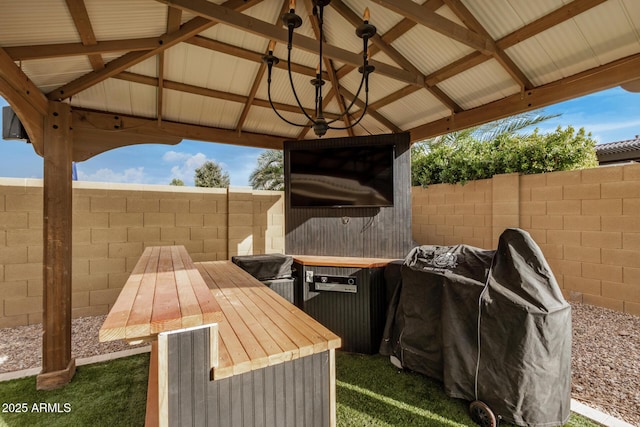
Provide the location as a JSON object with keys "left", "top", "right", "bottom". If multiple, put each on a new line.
{"left": 380, "top": 228, "right": 571, "bottom": 427}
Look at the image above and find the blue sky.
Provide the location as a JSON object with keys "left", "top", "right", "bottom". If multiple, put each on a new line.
{"left": 1, "top": 87, "right": 639, "bottom": 187}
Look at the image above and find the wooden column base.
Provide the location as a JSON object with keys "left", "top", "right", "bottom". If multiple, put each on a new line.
{"left": 36, "top": 358, "right": 76, "bottom": 390}
{"left": 145, "top": 341, "right": 159, "bottom": 427}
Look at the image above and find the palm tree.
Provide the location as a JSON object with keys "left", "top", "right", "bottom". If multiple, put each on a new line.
{"left": 249, "top": 150, "right": 284, "bottom": 191}
{"left": 416, "top": 110, "right": 559, "bottom": 150}
{"left": 411, "top": 110, "right": 568, "bottom": 186}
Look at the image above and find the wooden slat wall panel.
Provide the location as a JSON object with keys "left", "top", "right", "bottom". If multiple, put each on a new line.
{"left": 163, "top": 327, "right": 330, "bottom": 427}
{"left": 284, "top": 133, "right": 413, "bottom": 259}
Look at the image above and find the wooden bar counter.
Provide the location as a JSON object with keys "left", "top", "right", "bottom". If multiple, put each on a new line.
{"left": 100, "top": 246, "right": 341, "bottom": 427}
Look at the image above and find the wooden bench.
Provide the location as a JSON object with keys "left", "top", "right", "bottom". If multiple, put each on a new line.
{"left": 100, "top": 247, "right": 341, "bottom": 427}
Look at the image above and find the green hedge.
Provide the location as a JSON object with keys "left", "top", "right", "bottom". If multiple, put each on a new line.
{"left": 411, "top": 126, "right": 598, "bottom": 186}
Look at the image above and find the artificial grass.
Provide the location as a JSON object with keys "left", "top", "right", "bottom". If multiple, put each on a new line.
{"left": 0, "top": 353, "right": 148, "bottom": 427}
{"left": 0, "top": 351, "right": 601, "bottom": 427}
{"left": 336, "top": 352, "right": 600, "bottom": 427}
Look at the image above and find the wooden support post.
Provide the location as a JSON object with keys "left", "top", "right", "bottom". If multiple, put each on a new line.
{"left": 37, "top": 101, "right": 76, "bottom": 390}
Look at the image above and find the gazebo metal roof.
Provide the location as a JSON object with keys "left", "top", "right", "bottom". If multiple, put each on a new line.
{"left": 2, "top": 0, "right": 640, "bottom": 160}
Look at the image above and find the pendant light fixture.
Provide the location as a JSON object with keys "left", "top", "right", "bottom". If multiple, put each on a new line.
{"left": 262, "top": 0, "right": 376, "bottom": 137}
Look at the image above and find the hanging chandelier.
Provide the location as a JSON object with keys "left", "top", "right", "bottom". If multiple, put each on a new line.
{"left": 262, "top": 0, "right": 376, "bottom": 137}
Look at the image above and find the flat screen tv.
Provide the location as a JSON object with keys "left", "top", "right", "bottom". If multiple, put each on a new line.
{"left": 288, "top": 143, "right": 394, "bottom": 208}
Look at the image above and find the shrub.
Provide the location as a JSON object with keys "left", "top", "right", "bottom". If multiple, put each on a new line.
{"left": 412, "top": 126, "right": 598, "bottom": 186}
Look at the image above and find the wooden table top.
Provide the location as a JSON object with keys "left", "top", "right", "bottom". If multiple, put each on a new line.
{"left": 99, "top": 246, "right": 223, "bottom": 343}
{"left": 196, "top": 261, "right": 341, "bottom": 380}
{"left": 291, "top": 254, "right": 400, "bottom": 268}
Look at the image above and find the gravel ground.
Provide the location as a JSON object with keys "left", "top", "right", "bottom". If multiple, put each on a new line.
{"left": 0, "top": 315, "right": 145, "bottom": 373}
{"left": 1, "top": 303, "right": 639, "bottom": 426}
{"left": 570, "top": 303, "right": 640, "bottom": 426}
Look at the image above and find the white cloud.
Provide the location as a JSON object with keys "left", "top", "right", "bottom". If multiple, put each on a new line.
{"left": 162, "top": 150, "right": 192, "bottom": 162}
{"left": 582, "top": 119, "right": 640, "bottom": 133}
{"left": 77, "top": 167, "right": 148, "bottom": 183}
{"left": 162, "top": 150, "right": 226, "bottom": 185}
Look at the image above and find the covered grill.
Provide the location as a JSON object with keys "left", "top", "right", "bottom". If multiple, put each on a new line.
{"left": 381, "top": 228, "right": 571, "bottom": 427}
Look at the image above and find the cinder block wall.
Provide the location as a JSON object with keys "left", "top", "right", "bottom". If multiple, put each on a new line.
{"left": 412, "top": 164, "right": 640, "bottom": 316}
{"left": 0, "top": 179, "right": 284, "bottom": 328}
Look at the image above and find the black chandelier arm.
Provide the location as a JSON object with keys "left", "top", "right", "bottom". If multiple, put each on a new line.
{"left": 327, "top": 88, "right": 370, "bottom": 130}
{"left": 286, "top": 35, "right": 317, "bottom": 124}
{"left": 327, "top": 68, "right": 368, "bottom": 125}
{"left": 268, "top": 3, "right": 376, "bottom": 138}
{"left": 326, "top": 32, "right": 374, "bottom": 125}
{"left": 266, "top": 74, "right": 311, "bottom": 129}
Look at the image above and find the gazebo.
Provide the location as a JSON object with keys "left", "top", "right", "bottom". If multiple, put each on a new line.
{"left": 1, "top": 0, "right": 639, "bottom": 390}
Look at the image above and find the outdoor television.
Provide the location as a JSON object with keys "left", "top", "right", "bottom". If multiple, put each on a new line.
{"left": 288, "top": 143, "right": 395, "bottom": 208}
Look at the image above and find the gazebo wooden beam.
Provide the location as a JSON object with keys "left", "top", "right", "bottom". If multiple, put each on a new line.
{"left": 64, "top": 0, "right": 104, "bottom": 70}
{"left": 47, "top": 0, "right": 263, "bottom": 101}
{"left": 36, "top": 101, "right": 75, "bottom": 390}
{"left": 496, "top": 0, "right": 608, "bottom": 50}
{"left": 71, "top": 109, "right": 285, "bottom": 160}
{"left": 424, "top": 0, "right": 607, "bottom": 88}
{"left": 158, "top": 0, "right": 423, "bottom": 87}
{"left": 113, "top": 71, "right": 344, "bottom": 121}
{"left": 0, "top": 47, "right": 46, "bottom": 155}
{"left": 4, "top": 38, "right": 161, "bottom": 61}
{"left": 409, "top": 53, "right": 640, "bottom": 142}
{"left": 328, "top": 0, "right": 462, "bottom": 119}
{"left": 442, "top": 0, "right": 533, "bottom": 90}
{"left": 371, "top": 0, "right": 496, "bottom": 54}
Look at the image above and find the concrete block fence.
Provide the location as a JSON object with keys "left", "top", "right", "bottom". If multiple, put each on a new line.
{"left": 411, "top": 163, "right": 640, "bottom": 316}
{"left": 1, "top": 163, "right": 639, "bottom": 327}
{"left": 0, "top": 179, "right": 284, "bottom": 327}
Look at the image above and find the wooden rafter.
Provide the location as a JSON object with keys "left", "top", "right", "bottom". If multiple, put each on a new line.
{"left": 72, "top": 109, "right": 285, "bottom": 157}
{"left": 424, "top": 0, "right": 607, "bottom": 89}
{"left": 235, "top": 0, "right": 290, "bottom": 133}
{"left": 380, "top": 0, "right": 444, "bottom": 41}
{"left": 371, "top": 0, "right": 495, "bottom": 54}
{"left": 0, "top": 47, "right": 46, "bottom": 155}
{"left": 409, "top": 53, "right": 640, "bottom": 141}
{"left": 332, "top": 0, "right": 460, "bottom": 113}
{"left": 157, "top": 7, "right": 182, "bottom": 124}
{"left": 236, "top": 63, "right": 266, "bottom": 133}
{"left": 157, "top": 0, "right": 423, "bottom": 86}
{"left": 64, "top": 0, "right": 104, "bottom": 70}
{"left": 157, "top": 53, "right": 165, "bottom": 124}
{"left": 114, "top": 71, "right": 344, "bottom": 121}
{"left": 185, "top": 36, "right": 328, "bottom": 79}
{"left": 47, "top": 0, "right": 264, "bottom": 101}
{"left": 497, "top": 0, "right": 608, "bottom": 50}
{"left": 442, "top": 0, "right": 533, "bottom": 90}
{"left": 5, "top": 39, "right": 161, "bottom": 61}
{"left": 166, "top": 6, "right": 183, "bottom": 32}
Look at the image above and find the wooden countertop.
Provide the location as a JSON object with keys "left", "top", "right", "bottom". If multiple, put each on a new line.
{"left": 291, "top": 255, "right": 400, "bottom": 268}
{"left": 196, "top": 261, "right": 341, "bottom": 380}
{"left": 99, "top": 246, "right": 223, "bottom": 343}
